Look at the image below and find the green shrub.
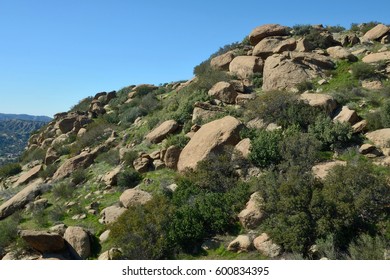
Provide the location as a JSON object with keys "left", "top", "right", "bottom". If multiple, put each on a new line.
{"left": 250, "top": 73, "right": 263, "bottom": 89}
{"left": 70, "top": 96, "right": 93, "bottom": 112}
{"left": 52, "top": 182, "right": 74, "bottom": 200}
{"left": 249, "top": 130, "right": 283, "bottom": 168}
{"left": 21, "top": 147, "right": 46, "bottom": 164}
{"left": 117, "top": 168, "right": 142, "bottom": 189}
{"left": 164, "top": 134, "right": 189, "bottom": 149}
{"left": 308, "top": 115, "right": 353, "bottom": 150}
{"left": 348, "top": 234, "right": 387, "bottom": 260}
{"left": 326, "top": 25, "right": 346, "bottom": 33}
{"left": 0, "top": 215, "right": 20, "bottom": 256}
{"left": 0, "top": 163, "right": 22, "bottom": 178}
{"left": 110, "top": 196, "right": 174, "bottom": 259}
{"left": 351, "top": 62, "right": 377, "bottom": 80}
{"left": 95, "top": 149, "right": 120, "bottom": 166}
{"left": 134, "top": 85, "right": 156, "bottom": 97}
{"left": 296, "top": 81, "right": 314, "bottom": 93}
{"left": 39, "top": 163, "right": 58, "bottom": 179}
{"left": 122, "top": 150, "right": 138, "bottom": 167}
{"left": 380, "top": 100, "right": 390, "bottom": 128}
{"left": 71, "top": 169, "right": 88, "bottom": 185}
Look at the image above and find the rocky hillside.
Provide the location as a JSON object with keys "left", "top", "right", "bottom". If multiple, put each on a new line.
{"left": 1, "top": 22, "right": 390, "bottom": 260}
{"left": 0, "top": 115, "right": 51, "bottom": 166}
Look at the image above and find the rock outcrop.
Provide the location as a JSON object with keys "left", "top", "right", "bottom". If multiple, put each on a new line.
{"left": 208, "top": 82, "right": 238, "bottom": 104}
{"left": 238, "top": 192, "right": 264, "bottom": 229}
{"left": 248, "top": 24, "right": 290, "bottom": 46}
{"left": 119, "top": 189, "right": 152, "bottom": 208}
{"left": 229, "top": 56, "right": 264, "bottom": 79}
{"left": 145, "top": 120, "right": 179, "bottom": 144}
{"left": 20, "top": 230, "right": 65, "bottom": 253}
{"left": 64, "top": 226, "right": 91, "bottom": 259}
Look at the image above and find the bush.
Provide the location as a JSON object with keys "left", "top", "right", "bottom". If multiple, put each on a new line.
{"left": 0, "top": 215, "right": 20, "bottom": 256}
{"left": 117, "top": 168, "right": 142, "bottom": 189}
{"left": 0, "top": 163, "right": 22, "bottom": 178}
{"left": 95, "top": 149, "right": 120, "bottom": 166}
{"left": 71, "top": 169, "right": 88, "bottom": 185}
{"left": 164, "top": 134, "right": 190, "bottom": 150}
{"left": 308, "top": 115, "right": 353, "bottom": 150}
{"left": 21, "top": 147, "right": 46, "bottom": 164}
{"left": 380, "top": 100, "right": 390, "bottom": 128}
{"left": 70, "top": 96, "right": 93, "bottom": 112}
{"left": 110, "top": 196, "right": 173, "bottom": 259}
{"left": 38, "top": 163, "right": 58, "bottom": 179}
{"left": 51, "top": 182, "right": 74, "bottom": 200}
{"left": 122, "top": 150, "right": 138, "bottom": 167}
{"left": 348, "top": 234, "right": 387, "bottom": 260}
{"left": 351, "top": 62, "right": 377, "bottom": 80}
{"left": 296, "top": 81, "right": 314, "bottom": 93}
{"left": 249, "top": 130, "right": 283, "bottom": 168}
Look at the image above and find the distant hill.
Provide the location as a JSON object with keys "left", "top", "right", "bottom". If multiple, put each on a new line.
{"left": 0, "top": 114, "right": 51, "bottom": 166}
{"left": 0, "top": 113, "right": 52, "bottom": 122}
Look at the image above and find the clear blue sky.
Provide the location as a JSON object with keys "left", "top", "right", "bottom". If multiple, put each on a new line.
{"left": 0, "top": 0, "right": 389, "bottom": 117}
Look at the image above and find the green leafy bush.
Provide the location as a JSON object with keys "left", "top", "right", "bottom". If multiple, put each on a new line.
{"left": 71, "top": 168, "right": 88, "bottom": 185}
{"left": 122, "top": 150, "right": 138, "bottom": 167}
{"left": 0, "top": 163, "right": 22, "bottom": 178}
{"left": 95, "top": 149, "right": 120, "bottom": 166}
{"left": 249, "top": 130, "right": 283, "bottom": 168}
{"left": 38, "top": 163, "right": 58, "bottom": 179}
{"left": 117, "top": 168, "right": 142, "bottom": 189}
{"left": 21, "top": 147, "right": 46, "bottom": 164}
{"left": 0, "top": 215, "right": 20, "bottom": 256}
{"left": 348, "top": 234, "right": 387, "bottom": 260}
{"left": 70, "top": 96, "right": 93, "bottom": 112}
{"left": 164, "top": 134, "right": 190, "bottom": 150}
{"left": 51, "top": 182, "right": 74, "bottom": 200}
{"left": 351, "top": 62, "right": 377, "bottom": 80}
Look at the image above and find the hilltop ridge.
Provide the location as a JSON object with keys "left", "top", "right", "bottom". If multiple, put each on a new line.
{"left": 0, "top": 22, "right": 390, "bottom": 260}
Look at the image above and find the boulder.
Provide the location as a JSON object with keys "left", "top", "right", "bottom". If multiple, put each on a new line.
{"left": 52, "top": 151, "right": 95, "bottom": 180}
{"left": 273, "top": 38, "right": 297, "bottom": 53}
{"left": 262, "top": 52, "right": 333, "bottom": 91}
{"left": 192, "top": 102, "right": 224, "bottom": 123}
{"left": 103, "top": 166, "right": 122, "bottom": 186}
{"left": 352, "top": 120, "right": 368, "bottom": 134}
{"left": 238, "top": 192, "right": 264, "bottom": 229}
{"left": 248, "top": 24, "right": 290, "bottom": 46}
{"left": 235, "top": 93, "right": 256, "bottom": 105}
{"left": 153, "top": 159, "right": 165, "bottom": 170}
{"left": 45, "top": 147, "right": 59, "bottom": 165}
{"left": 145, "top": 120, "right": 179, "bottom": 144}
{"left": 15, "top": 164, "right": 43, "bottom": 186}
{"left": 362, "top": 80, "right": 383, "bottom": 90}
{"left": 252, "top": 38, "right": 283, "bottom": 58}
{"left": 177, "top": 116, "right": 243, "bottom": 172}
{"left": 64, "top": 226, "right": 91, "bottom": 259}
{"left": 312, "top": 161, "right": 346, "bottom": 180}
{"left": 326, "top": 46, "right": 357, "bottom": 61}
{"left": 164, "top": 145, "right": 181, "bottom": 170}
{"left": 57, "top": 116, "right": 77, "bottom": 134}
{"left": 362, "top": 51, "right": 390, "bottom": 63}
{"left": 253, "top": 233, "right": 281, "bottom": 258}
{"left": 208, "top": 82, "right": 238, "bottom": 104}
{"left": 20, "top": 230, "right": 65, "bottom": 253}
{"left": 210, "top": 51, "right": 235, "bottom": 71}
{"left": 382, "top": 35, "right": 390, "bottom": 44}
{"left": 227, "top": 235, "right": 253, "bottom": 252}
{"left": 363, "top": 24, "right": 390, "bottom": 41}
{"left": 119, "top": 189, "right": 152, "bottom": 208}
{"left": 98, "top": 248, "right": 122, "bottom": 260}
{"left": 0, "top": 180, "right": 49, "bottom": 220}
{"left": 234, "top": 138, "right": 251, "bottom": 160}
{"left": 295, "top": 37, "right": 314, "bottom": 52}
{"left": 246, "top": 117, "right": 267, "bottom": 130}
{"left": 333, "top": 106, "right": 359, "bottom": 125}
{"left": 300, "top": 93, "right": 338, "bottom": 115}
{"left": 133, "top": 156, "right": 152, "bottom": 173}
{"left": 359, "top": 144, "right": 379, "bottom": 155}
{"left": 229, "top": 56, "right": 264, "bottom": 79}
{"left": 49, "top": 224, "right": 67, "bottom": 236}
{"left": 99, "top": 230, "right": 111, "bottom": 243}
{"left": 99, "top": 205, "right": 126, "bottom": 224}
{"left": 366, "top": 128, "right": 390, "bottom": 148}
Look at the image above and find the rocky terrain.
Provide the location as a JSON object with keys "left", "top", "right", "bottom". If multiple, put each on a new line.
{"left": 0, "top": 22, "right": 390, "bottom": 260}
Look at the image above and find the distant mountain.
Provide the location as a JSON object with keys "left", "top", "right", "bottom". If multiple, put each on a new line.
{"left": 0, "top": 114, "right": 51, "bottom": 166}
{"left": 0, "top": 113, "right": 52, "bottom": 122}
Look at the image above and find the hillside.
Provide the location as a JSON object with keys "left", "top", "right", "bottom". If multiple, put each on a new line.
{"left": 0, "top": 117, "right": 50, "bottom": 166}
{"left": 0, "top": 22, "right": 390, "bottom": 260}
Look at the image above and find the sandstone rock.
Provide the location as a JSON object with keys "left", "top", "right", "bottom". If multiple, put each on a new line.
{"left": 252, "top": 37, "right": 283, "bottom": 58}
{"left": 15, "top": 164, "right": 43, "bottom": 186}
{"left": 312, "top": 161, "right": 346, "bottom": 180}
{"left": 326, "top": 46, "right": 357, "bottom": 61}
{"left": 234, "top": 138, "right": 251, "bottom": 160}
{"left": 192, "top": 102, "right": 224, "bottom": 123}
{"left": 273, "top": 38, "right": 297, "bottom": 53}
{"left": 99, "top": 230, "right": 111, "bottom": 243}
{"left": 333, "top": 106, "right": 359, "bottom": 125}
{"left": 51, "top": 134, "right": 69, "bottom": 146}
{"left": 238, "top": 192, "right": 264, "bottom": 229}
{"left": 381, "top": 35, "right": 390, "bottom": 44}
{"left": 253, "top": 233, "right": 281, "bottom": 258}
{"left": 210, "top": 51, "right": 235, "bottom": 71}
{"left": 235, "top": 93, "right": 256, "bottom": 105}
{"left": 299, "top": 93, "right": 338, "bottom": 115}
{"left": 208, "top": 82, "right": 238, "bottom": 104}
{"left": 53, "top": 151, "right": 95, "bottom": 180}
{"left": 164, "top": 145, "right": 181, "bottom": 170}
{"left": 295, "top": 37, "right": 314, "bottom": 52}
{"left": 20, "top": 230, "right": 65, "bottom": 253}
{"left": 64, "top": 226, "right": 91, "bottom": 259}
{"left": 153, "top": 159, "right": 165, "bottom": 170}
{"left": 119, "top": 189, "right": 152, "bottom": 208}
{"left": 249, "top": 24, "right": 289, "bottom": 46}
{"left": 103, "top": 166, "right": 122, "bottom": 186}
{"left": 98, "top": 248, "right": 121, "bottom": 260}
{"left": 227, "top": 235, "right": 253, "bottom": 252}
{"left": 352, "top": 120, "right": 368, "bottom": 134}
{"left": 145, "top": 120, "right": 179, "bottom": 144}
{"left": 149, "top": 150, "right": 160, "bottom": 160}
{"left": 57, "top": 116, "right": 77, "bottom": 134}
{"left": 230, "top": 80, "right": 246, "bottom": 93}
{"left": 45, "top": 147, "right": 59, "bottom": 165}
{"left": 366, "top": 128, "right": 390, "bottom": 148}
{"left": 99, "top": 205, "right": 126, "bottom": 224}
{"left": 246, "top": 117, "right": 267, "bottom": 129}
{"left": 177, "top": 116, "right": 243, "bottom": 172}
{"left": 362, "top": 80, "right": 383, "bottom": 90}
{"left": 363, "top": 23, "right": 390, "bottom": 41}
{"left": 229, "top": 56, "right": 264, "bottom": 79}
{"left": 133, "top": 156, "right": 151, "bottom": 173}
{"left": 0, "top": 180, "right": 49, "bottom": 220}
{"left": 359, "top": 144, "right": 378, "bottom": 155}
{"left": 49, "top": 224, "right": 67, "bottom": 236}
{"left": 362, "top": 51, "right": 390, "bottom": 63}
{"left": 77, "top": 127, "right": 87, "bottom": 138}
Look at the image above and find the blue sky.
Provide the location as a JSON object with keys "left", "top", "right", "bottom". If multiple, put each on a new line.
{"left": 0, "top": 0, "right": 389, "bottom": 117}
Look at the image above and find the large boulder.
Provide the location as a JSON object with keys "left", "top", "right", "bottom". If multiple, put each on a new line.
{"left": 20, "top": 230, "right": 65, "bottom": 253}
{"left": 210, "top": 51, "right": 235, "bottom": 71}
{"left": 177, "top": 116, "right": 243, "bottom": 172}
{"left": 191, "top": 102, "right": 224, "bottom": 123}
{"left": 253, "top": 233, "right": 281, "bottom": 258}
{"left": 326, "top": 46, "right": 357, "bottom": 61}
{"left": 234, "top": 138, "right": 251, "bottom": 160}
{"left": 253, "top": 37, "right": 296, "bottom": 58}
{"left": 99, "top": 205, "right": 126, "bottom": 224}
{"left": 208, "top": 82, "right": 238, "bottom": 104}
{"left": 145, "top": 120, "right": 179, "bottom": 144}
{"left": 227, "top": 235, "right": 253, "bottom": 252}
{"left": 299, "top": 93, "right": 338, "bottom": 115}
{"left": 363, "top": 23, "right": 390, "bottom": 41}
{"left": 333, "top": 106, "right": 359, "bottom": 125}
{"left": 64, "top": 226, "right": 91, "bottom": 259}
{"left": 229, "top": 56, "right": 264, "bottom": 79}
{"left": 119, "top": 189, "right": 152, "bottom": 208}
{"left": 312, "top": 160, "right": 346, "bottom": 180}
{"left": 0, "top": 180, "right": 49, "bottom": 220}
{"left": 366, "top": 128, "right": 390, "bottom": 148}
{"left": 164, "top": 145, "right": 181, "bottom": 170}
{"left": 362, "top": 51, "right": 390, "bottom": 63}
{"left": 57, "top": 116, "right": 77, "bottom": 134}
{"left": 52, "top": 151, "right": 95, "bottom": 180}
{"left": 262, "top": 52, "right": 334, "bottom": 91}
{"left": 15, "top": 164, "right": 43, "bottom": 186}
{"left": 238, "top": 192, "right": 263, "bottom": 229}
{"left": 103, "top": 166, "right": 122, "bottom": 186}
{"left": 248, "top": 24, "right": 290, "bottom": 46}
{"left": 45, "top": 147, "right": 59, "bottom": 165}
